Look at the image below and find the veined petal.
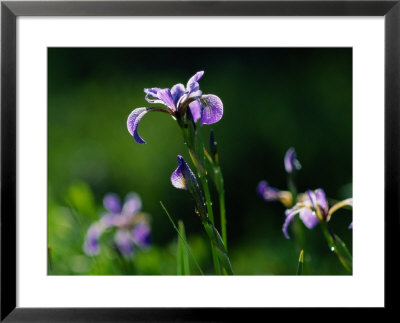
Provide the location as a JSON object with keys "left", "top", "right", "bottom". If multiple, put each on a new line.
{"left": 299, "top": 208, "right": 319, "bottom": 229}
{"left": 157, "top": 88, "right": 176, "bottom": 111}
{"left": 283, "top": 209, "right": 301, "bottom": 239}
{"left": 132, "top": 223, "right": 151, "bottom": 248}
{"left": 103, "top": 193, "right": 121, "bottom": 214}
{"left": 171, "top": 155, "right": 196, "bottom": 190}
{"left": 122, "top": 192, "right": 142, "bottom": 217}
{"left": 114, "top": 229, "right": 134, "bottom": 257}
{"left": 171, "top": 83, "right": 185, "bottom": 106}
{"left": 127, "top": 107, "right": 154, "bottom": 144}
{"left": 186, "top": 71, "right": 204, "bottom": 90}
{"left": 284, "top": 147, "right": 301, "bottom": 173}
{"left": 188, "top": 100, "right": 202, "bottom": 123}
{"left": 200, "top": 95, "right": 223, "bottom": 125}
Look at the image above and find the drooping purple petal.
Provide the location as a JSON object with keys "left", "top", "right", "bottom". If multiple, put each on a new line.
{"left": 103, "top": 193, "right": 121, "bottom": 214}
{"left": 199, "top": 95, "right": 223, "bottom": 125}
{"left": 114, "top": 229, "right": 134, "bottom": 257}
{"left": 127, "top": 107, "right": 153, "bottom": 144}
{"left": 315, "top": 189, "right": 328, "bottom": 218}
{"left": 348, "top": 222, "right": 353, "bottom": 229}
{"left": 299, "top": 208, "right": 319, "bottom": 229}
{"left": 83, "top": 223, "right": 104, "bottom": 256}
{"left": 186, "top": 71, "right": 204, "bottom": 90}
{"left": 132, "top": 223, "right": 151, "bottom": 248}
{"left": 157, "top": 88, "right": 176, "bottom": 111}
{"left": 188, "top": 100, "right": 202, "bottom": 123}
{"left": 282, "top": 209, "right": 300, "bottom": 239}
{"left": 122, "top": 192, "right": 142, "bottom": 217}
{"left": 257, "top": 181, "right": 280, "bottom": 201}
{"left": 284, "top": 147, "right": 301, "bottom": 174}
{"left": 171, "top": 83, "right": 185, "bottom": 106}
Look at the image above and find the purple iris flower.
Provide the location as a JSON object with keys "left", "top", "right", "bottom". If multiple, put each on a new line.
{"left": 257, "top": 180, "right": 292, "bottom": 208}
{"left": 127, "top": 71, "right": 224, "bottom": 144}
{"left": 283, "top": 189, "right": 353, "bottom": 239}
{"left": 83, "top": 192, "right": 151, "bottom": 258}
{"left": 284, "top": 147, "right": 302, "bottom": 174}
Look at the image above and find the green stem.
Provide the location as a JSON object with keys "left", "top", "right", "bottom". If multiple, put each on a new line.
{"left": 218, "top": 186, "right": 227, "bottom": 249}
{"left": 320, "top": 222, "right": 352, "bottom": 273}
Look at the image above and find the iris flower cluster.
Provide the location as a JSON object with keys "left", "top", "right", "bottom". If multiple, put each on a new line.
{"left": 83, "top": 192, "right": 151, "bottom": 258}
{"left": 258, "top": 148, "right": 352, "bottom": 238}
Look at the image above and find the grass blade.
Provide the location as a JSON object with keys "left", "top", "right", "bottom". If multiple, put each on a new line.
{"left": 296, "top": 249, "right": 304, "bottom": 275}
{"left": 160, "top": 201, "right": 204, "bottom": 275}
{"left": 177, "top": 220, "right": 190, "bottom": 275}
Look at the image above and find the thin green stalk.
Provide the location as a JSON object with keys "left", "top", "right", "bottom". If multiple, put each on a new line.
{"left": 320, "top": 222, "right": 352, "bottom": 273}
{"left": 177, "top": 220, "right": 190, "bottom": 275}
{"left": 296, "top": 249, "right": 304, "bottom": 275}
{"left": 160, "top": 201, "right": 204, "bottom": 275}
{"left": 218, "top": 186, "right": 227, "bottom": 249}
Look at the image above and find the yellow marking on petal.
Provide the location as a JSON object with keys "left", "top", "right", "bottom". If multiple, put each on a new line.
{"left": 278, "top": 191, "right": 293, "bottom": 208}
{"left": 327, "top": 198, "right": 353, "bottom": 222}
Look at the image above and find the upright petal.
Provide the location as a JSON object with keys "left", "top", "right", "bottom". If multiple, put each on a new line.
{"left": 315, "top": 189, "right": 329, "bottom": 218}
{"left": 186, "top": 71, "right": 204, "bottom": 90}
{"left": 299, "top": 208, "right": 319, "bottom": 229}
{"left": 282, "top": 209, "right": 300, "bottom": 239}
{"left": 122, "top": 192, "right": 142, "bottom": 217}
{"left": 284, "top": 148, "right": 302, "bottom": 174}
{"left": 132, "top": 223, "right": 151, "bottom": 248}
{"left": 127, "top": 107, "right": 153, "bottom": 144}
{"left": 171, "top": 83, "right": 185, "bottom": 106}
{"left": 114, "top": 229, "right": 134, "bottom": 258}
{"left": 103, "top": 193, "right": 121, "bottom": 214}
{"left": 157, "top": 88, "right": 176, "bottom": 111}
{"left": 199, "top": 95, "right": 223, "bottom": 125}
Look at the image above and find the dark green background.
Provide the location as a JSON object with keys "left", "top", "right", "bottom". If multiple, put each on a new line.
{"left": 48, "top": 48, "right": 352, "bottom": 275}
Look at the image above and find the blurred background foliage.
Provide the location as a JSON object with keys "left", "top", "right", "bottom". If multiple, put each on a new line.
{"left": 48, "top": 48, "right": 352, "bottom": 275}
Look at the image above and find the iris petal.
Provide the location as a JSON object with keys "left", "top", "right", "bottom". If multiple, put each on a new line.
{"left": 132, "top": 223, "right": 151, "bottom": 248}
{"left": 122, "top": 192, "right": 142, "bottom": 217}
{"left": 157, "top": 88, "right": 176, "bottom": 111}
{"left": 114, "top": 230, "right": 134, "bottom": 257}
{"left": 171, "top": 155, "right": 192, "bottom": 190}
{"left": 315, "top": 189, "right": 329, "bottom": 217}
{"left": 284, "top": 147, "right": 301, "bottom": 173}
{"left": 127, "top": 107, "right": 153, "bottom": 144}
{"left": 299, "top": 208, "right": 319, "bottom": 229}
{"left": 188, "top": 100, "right": 202, "bottom": 123}
{"left": 200, "top": 95, "right": 223, "bottom": 125}
{"left": 103, "top": 193, "right": 121, "bottom": 214}
{"left": 282, "top": 209, "right": 300, "bottom": 239}
{"left": 171, "top": 83, "right": 185, "bottom": 106}
{"left": 186, "top": 71, "right": 204, "bottom": 90}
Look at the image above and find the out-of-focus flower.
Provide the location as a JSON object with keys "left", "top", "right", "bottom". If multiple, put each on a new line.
{"left": 283, "top": 189, "right": 353, "bottom": 239}
{"left": 284, "top": 147, "right": 301, "bottom": 174}
{"left": 83, "top": 192, "right": 151, "bottom": 258}
{"left": 127, "top": 71, "right": 223, "bottom": 144}
{"left": 257, "top": 180, "right": 292, "bottom": 208}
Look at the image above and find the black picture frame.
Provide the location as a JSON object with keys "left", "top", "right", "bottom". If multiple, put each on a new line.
{"left": 1, "top": 0, "right": 398, "bottom": 321}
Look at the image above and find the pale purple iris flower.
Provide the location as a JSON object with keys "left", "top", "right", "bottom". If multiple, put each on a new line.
{"left": 257, "top": 180, "right": 292, "bottom": 208}
{"left": 284, "top": 147, "right": 301, "bottom": 174}
{"left": 127, "top": 71, "right": 224, "bottom": 144}
{"left": 283, "top": 189, "right": 353, "bottom": 239}
{"left": 83, "top": 192, "right": 151, "bottom": 258}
